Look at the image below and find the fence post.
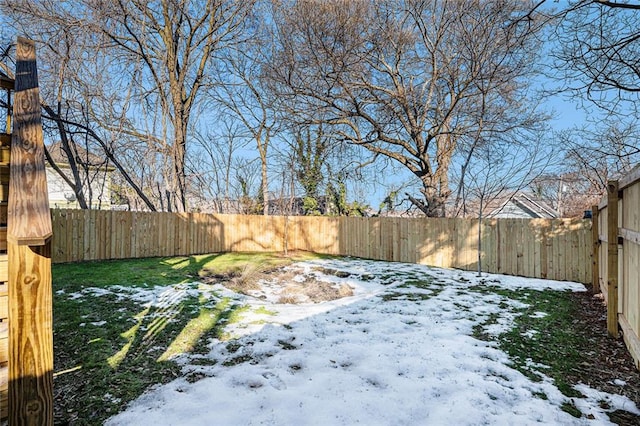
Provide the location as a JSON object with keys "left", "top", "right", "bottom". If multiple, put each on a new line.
{"left": 591, "top": 204, "right": 599, "bottom": 293}
{"left": 606, "top": 181, "right": 619, "bottom": 338}
{"left": 8, "top": 37, "right": 53, "bottom": 425}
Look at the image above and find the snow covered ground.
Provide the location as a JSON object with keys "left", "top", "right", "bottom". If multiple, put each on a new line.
{"left": 104, "top": 258, "right": 639, "bottom": 425}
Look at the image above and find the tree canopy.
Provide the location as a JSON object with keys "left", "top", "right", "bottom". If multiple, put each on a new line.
{"left": 0, "top": 0, "right": 630, "bottom": 217}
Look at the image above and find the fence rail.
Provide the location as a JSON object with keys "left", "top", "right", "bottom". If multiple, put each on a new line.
{"left": 51, "top": 210, "right": 592, "bottom": 284}
{"left": 595, "top": 165, "right": 640, "bottom": 367}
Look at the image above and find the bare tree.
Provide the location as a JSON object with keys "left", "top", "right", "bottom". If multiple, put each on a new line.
{"left": 188, "top": 118, "right": 256, "bottom": 212}
{"left": 463, "top": 141, "right": 553, "bottom": 217}
{"left": 0, "top": 39, "right": 139, "bottom": 209}
{"left": 2, "top": 0, "right": 254, "bottom": 212}
{"left": 539, "top": 0, "right": 640, "bottom": 216}
{"left": 456, "top": 135, "right": 552, "bottom": 275}
{"left": 211, "top": 10, "right": 277, "bottom": 215}
{"left": 234, "top": 158, "right": 263, "bottom": 214}
{"left": 551, "top": 0, "right": 640, "bottom": 151}
{"left": 94, "top": 0, "right": 254, "bottom": 211}
{"left": 267, "top": 0, "right": 548, "bottom": 216}
{"left": 541, "top": 120, "right": 640, "bottom": 216}
{"left": 553, "top": 0, "right": 640, "bottom": 113}
{"left": 43, "top": 103, "right": 161, "bottom": 210}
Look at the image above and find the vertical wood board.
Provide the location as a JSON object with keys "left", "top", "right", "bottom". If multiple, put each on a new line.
{"left": 8, "top": 243, "right": 53, "bottom": 424}
{"left": 607, "top": 181, "right": 620, "bottom": 337}
{"left": 7, "top": 38, "right": 51, "bottom": 246}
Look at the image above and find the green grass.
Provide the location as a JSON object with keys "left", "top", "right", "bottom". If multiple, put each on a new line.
{"left": 51, "top": 254, "right": 599, "bottom": 423}
{"left": 380, "top": 277, "right": 443, "bottom": 301}
{"left": 52, "top": 252, "right": 318, "bottom": 425}
{"left": 469, "top": 285, "right": 588, "bottom": 401}
{"left": 55, "top": 252, "right": 313, "bottom": 291}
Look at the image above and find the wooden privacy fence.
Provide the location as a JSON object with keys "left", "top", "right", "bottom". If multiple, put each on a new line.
{"left": 51, "top": 210, "right": 592, "bottom": 284}
{"left": 594, "top": 166, "right": 640, "bottom": 367}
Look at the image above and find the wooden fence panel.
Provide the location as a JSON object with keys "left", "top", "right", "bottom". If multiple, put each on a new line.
{"left": 434, "top": 219, "right": 445, "bottom": 267}
{"left": 415, "top": 218, "right": 431, "bottom": 266}
{"left": 413, "top": 219, "right": 423, "bottom": 265}
{"left": 599, "top": 204, "right": 609, "bottom": 299}
{"left": 525, "top": 220, "right": 536, "bottom": 278}
{"left": 481, "top": 219, "right": 497, "bottom": 273}
{"left": 523, "top": 219, "right": 535, "bottom": 277}
{"left": 495, "top": 219, "right": 507, "bottom": 274}
{"left": 621, "top": 178, "right": 640, "bottom": 357}
{"left": 369, "top": 218, "right": 384, "bottom": 260}
{"left": 510, "top": 219, "right": 521, "bottom": 276}
{"left": 49, "top": 209, "right": 592, "bottom": 284}
{"left": 165, "top": 213, "right": 176, "bottom": 256}
{"left": 552, "top": 220, "right": 563, "bottom": 281}
{"left": 596, "top": 167, "right": 640, "bottom": 367}
{"left": 381, "top": 218, "right": 393, "bottom": 262}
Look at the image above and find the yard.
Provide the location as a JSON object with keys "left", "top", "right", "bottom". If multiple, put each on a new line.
{"left": 52, "top": 253, "right": 640, "bottom": 425}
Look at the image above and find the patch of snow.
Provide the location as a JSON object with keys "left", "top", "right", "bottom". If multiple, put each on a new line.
{"left": 531, "top": 311, "right": 548, "bottom": 319}
{"left": 99, "top": 258, "right": 631, "bottom": 426}
{"left": 103, "top": 393, "right": 122, "bottom": 405}
{"left": 574, "top": 383, "right": 640, "bottom": 416}
{"left": 64, "top": 282, "right": 201, "bottom": 310}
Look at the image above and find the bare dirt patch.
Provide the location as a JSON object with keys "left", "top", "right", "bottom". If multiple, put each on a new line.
{"left": 568, "top": 289, "right": 640, "bottom": 425}
{"left": 207, "top": 268, "right": 640, "bottom": 424}
{"left": 204, "top": 265, "right": 354, "bottom": 304}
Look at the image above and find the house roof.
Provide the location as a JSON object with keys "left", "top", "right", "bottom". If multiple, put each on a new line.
{"left": 0, "top": 68, "right": 14, "bottom": 90}
{"left": 46, "top": 141, "right": 112, "bottom": 169}
{"left": 487, "top": 192, "right": 558, "bottom": 219}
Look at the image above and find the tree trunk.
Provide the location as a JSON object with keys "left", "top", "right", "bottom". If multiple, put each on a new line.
{"left": 172, "top": 119, "right": 188, "bottom": 213}
{"left": 261, "top": 150, "right": 269, "bottom": 216}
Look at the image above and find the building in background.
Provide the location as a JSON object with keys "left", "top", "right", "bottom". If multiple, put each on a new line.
{"left": 486, "top": 192, "right": 558, "bottom": 219}
{"left": 45, "top": 142, "right": 113, "bottom": 209}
